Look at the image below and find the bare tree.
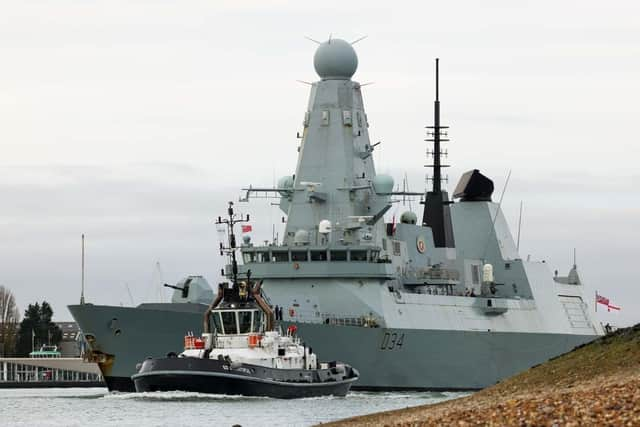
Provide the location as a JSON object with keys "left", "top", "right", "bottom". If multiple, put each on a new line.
{"left": 0, "top": 285, "right": 20, "bottom": 356}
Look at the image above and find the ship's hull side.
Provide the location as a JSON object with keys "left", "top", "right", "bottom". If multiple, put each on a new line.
{"left": 133, "top": 358, "right": 356, "bottom": 398}
{"left": 287, "top": 322, "right": 597, "bottom": 390}
{"left": 68, "top": 303, "right": 207, "bottom": 392}
{"left": 69, "top": 303, "right": 598, "bottom": 392}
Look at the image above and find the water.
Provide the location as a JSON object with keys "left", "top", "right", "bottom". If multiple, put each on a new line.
{"left": 0, "top": 387, "right": 468, "bottom": 426}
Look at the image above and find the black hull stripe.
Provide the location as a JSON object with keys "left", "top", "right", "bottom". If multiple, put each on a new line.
{"left": 132, "top": 369, "right": 358, "bottom": 387}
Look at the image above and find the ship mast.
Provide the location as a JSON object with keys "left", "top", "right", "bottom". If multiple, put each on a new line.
{"left": 422, "top": 58, "right": 455, "bottom": 248}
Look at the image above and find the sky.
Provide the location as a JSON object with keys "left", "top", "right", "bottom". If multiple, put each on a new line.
{"left": 1, "top": 0, "right": 639, "bottom": 327}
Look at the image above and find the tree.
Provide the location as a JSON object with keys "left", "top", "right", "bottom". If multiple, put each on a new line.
{"left": 15, "top": 301, "right": 62, "bottom": 356}
{"left": 0, "top": 285, "right": 20, "bottom": 356}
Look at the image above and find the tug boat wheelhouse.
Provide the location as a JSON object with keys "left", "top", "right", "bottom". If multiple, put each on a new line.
{"left": 131, "top": 203, "right": 359, "bottom": 398}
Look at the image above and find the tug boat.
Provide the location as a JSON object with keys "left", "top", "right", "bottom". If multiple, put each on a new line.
{"left": 131, "top": 203, "right": 359, "bottom": 398}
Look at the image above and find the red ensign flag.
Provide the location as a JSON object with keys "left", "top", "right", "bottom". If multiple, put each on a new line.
{"left": 241, "top": 225, "right": 252, "bottom": 233}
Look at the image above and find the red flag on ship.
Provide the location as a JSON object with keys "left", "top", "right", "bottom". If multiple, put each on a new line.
{"left": 596, "top": 292, "right": 620, "bottom": 312}
{"left": 241, "top": 225, "right": 252, "bottom": 233}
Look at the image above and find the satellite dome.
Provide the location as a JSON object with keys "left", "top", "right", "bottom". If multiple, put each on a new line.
{"left": 400, "top": 211, "right": 418, "bottom": 225}
{"left": 294, "top": 229, "right": 310, "bottom": 245}
{"left": 372, "top": 174, "right": 394, "bottom": 195}
{"left": 313, "top": 38, "right": 358, "bottom": 80}
{"left": 277, "top": 175, "right": 295, "bottom": 197}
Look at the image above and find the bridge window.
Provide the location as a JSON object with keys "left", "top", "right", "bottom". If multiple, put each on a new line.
{"left": 291, "top": 251, "right": 308, "bottom": 262}
{"left": 238, "top": 311, "right": 253, "bottom": 334}
{"left": 256, "top": 251, "right": 268, "bottom": 262}
{"left": 272, "top": 251, "right": 289, "bottom": 262}
{"left": 330, "top": 250, "right": 347, "bottom": 261}
{"left": 211, "top": 312, "right": 223, "bottom": 334}
{"left": 221, "top": 311, "right": 237, "bottom": 335}
{"left": 310, "top": 250, "right": 327, "bottom": 261}
{"left": 252, "top": 310, "right": 263, "bottom": 332}
{"left": 243, "top": 252, "right": 256, "bottom": 264}
{"left": 350, "top": 250, "right": 367, "bottom": 261}
{"left": 370, "top": 250, "right": 380, "bottom": 262}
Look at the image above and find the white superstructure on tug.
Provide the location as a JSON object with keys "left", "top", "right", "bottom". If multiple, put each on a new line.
{"left": 132, "top": 203, "right": 358, "bottom": 398}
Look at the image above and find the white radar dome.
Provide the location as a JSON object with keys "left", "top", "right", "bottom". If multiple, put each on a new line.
{"left": 313, "top": 38, "right": 358, "bottom": 80}
{"left": 372, "top": 174, "right": 394, "bottom": 195}
{"left": 318, "top": 219, "right": 332, "bottom": 234}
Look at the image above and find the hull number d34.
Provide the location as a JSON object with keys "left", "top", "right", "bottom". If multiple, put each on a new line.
{"left": 380, "top": 332, "right": 405, "bottom": 350}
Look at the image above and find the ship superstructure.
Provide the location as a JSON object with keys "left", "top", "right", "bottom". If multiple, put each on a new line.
{"left": 237, "top": 38, "right": 603, "bottom": 390}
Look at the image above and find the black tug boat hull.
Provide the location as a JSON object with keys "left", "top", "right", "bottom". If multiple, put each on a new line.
{"left": 132, "top": 357, "right": 358, "bottom": 399}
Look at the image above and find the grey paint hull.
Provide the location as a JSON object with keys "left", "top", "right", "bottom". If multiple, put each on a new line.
{"left": 69, "top": 303, "right": 596, "bottom": 391}
{"left": 68, "top": 303, "right": 206, "bottom": 391}
{"left": 288, "top": 323, "right": 596, "bottom": 390}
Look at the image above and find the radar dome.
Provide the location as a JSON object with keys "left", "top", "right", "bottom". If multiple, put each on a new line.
{"left": 294, "top": 229, "right": 310, "bottom": 245}
{"left": 319, "top": 219, "right": 332, "bottom": 234}
{"left": 277, "top": 175, "right": 294, "bottom": 197}
{"left": 372, "top": 174, "right": 394, "bottom": 195}
{"left": 313, "top": 38, "right": 358, "bottom": 80}
{"left": 400, "top": 211, "right": 417, "bottom": 225}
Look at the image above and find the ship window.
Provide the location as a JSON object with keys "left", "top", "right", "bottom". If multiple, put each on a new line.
{"left": 238, "top": 311, "right": 252, "bottom": 334}
{"left": 471, "top": 265, "right": 480, "bottom": 285}
{"left": 310, "top": 250, "right": 327, "bottom": 261}
{"left": 256, "top": 251, "right": 268, "bottom": 263}
{"left": 221, "top": 311, "right": 237, "bottom": 335}
{"left": 329, "top": 250, "right": 347, "bottom": 261}
{"left": 370, "top": 250, "right": 379, "bottom": 263}
{"left": 252, "top": 310, "right": 263, "bottom": 332}
{"left": 350, "top": 250, "right": 367, "bottom": 261}
{"left": 243, "top": 252, "right": 255, "bottom": 264}
{"left": 392, "top": 241, "right": 401, "bottom": 256}
{"left": 211, "top": 312, "right": 223, "bottom": 334}
{"left": 272, "top": 251, "right": 289, "bottom": 262}
{"left": 291, "top": 251, "right": 308, "bottom": 262}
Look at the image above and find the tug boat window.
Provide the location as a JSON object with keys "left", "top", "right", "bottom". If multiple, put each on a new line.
{"left": 370, "top": 250, "right": 380, "bottom": 263}
{"left": 211, "top": 312, "right": 223, "bottom": 334}
{"left": 221, "top": 311, "right": 237, "bottom": 335}
{"left": 252, "top": 310, "right": 263, "bottom": 332}
{"left": 238, "top": 311, "right": 253, "bottom": 334}
{"left": 330, "top": 250, "right": 347, "bottom": 261}
{"left": 350, "top": 250, "right": 367, "bottom": 262}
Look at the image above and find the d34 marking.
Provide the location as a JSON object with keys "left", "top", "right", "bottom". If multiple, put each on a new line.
{"left": 380, "top": 331, "right": 405, "bottom": 350}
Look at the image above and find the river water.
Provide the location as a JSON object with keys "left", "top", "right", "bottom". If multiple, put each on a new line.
{"left": 0, "top": 387, "right": 468, "bottom": 426}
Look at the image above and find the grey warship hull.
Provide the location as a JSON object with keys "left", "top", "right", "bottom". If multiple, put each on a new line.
{"left": 68, "top": 303, "right": 206, "bottom": 392}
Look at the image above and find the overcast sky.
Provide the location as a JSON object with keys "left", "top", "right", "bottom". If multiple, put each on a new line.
{"left": 1, "top": 1, "right": 638, "bottom": 327}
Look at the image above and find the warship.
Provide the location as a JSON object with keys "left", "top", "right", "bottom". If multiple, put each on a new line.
{"left": 236, "top": 38, "right": 604, "bottom": 390}
{"left": 132, "top": 203, "right": 358, "bottom": 398}
{"left": 70, "top": 38, "right": 603, "bottom": 392}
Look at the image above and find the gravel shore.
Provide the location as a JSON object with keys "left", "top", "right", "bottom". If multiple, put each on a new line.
{"left": 324, "top": 324, "right": 640, "bottom": 426}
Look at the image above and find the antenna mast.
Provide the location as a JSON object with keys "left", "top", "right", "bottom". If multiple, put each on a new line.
{"left": 426, "top": 58, "right": 449, "bottom": 194}
{"left": 80, "top": 234, "right": 85, "bottom": 304}
{"left": 422, "top": 58, "right": 455, "bottom": 248}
